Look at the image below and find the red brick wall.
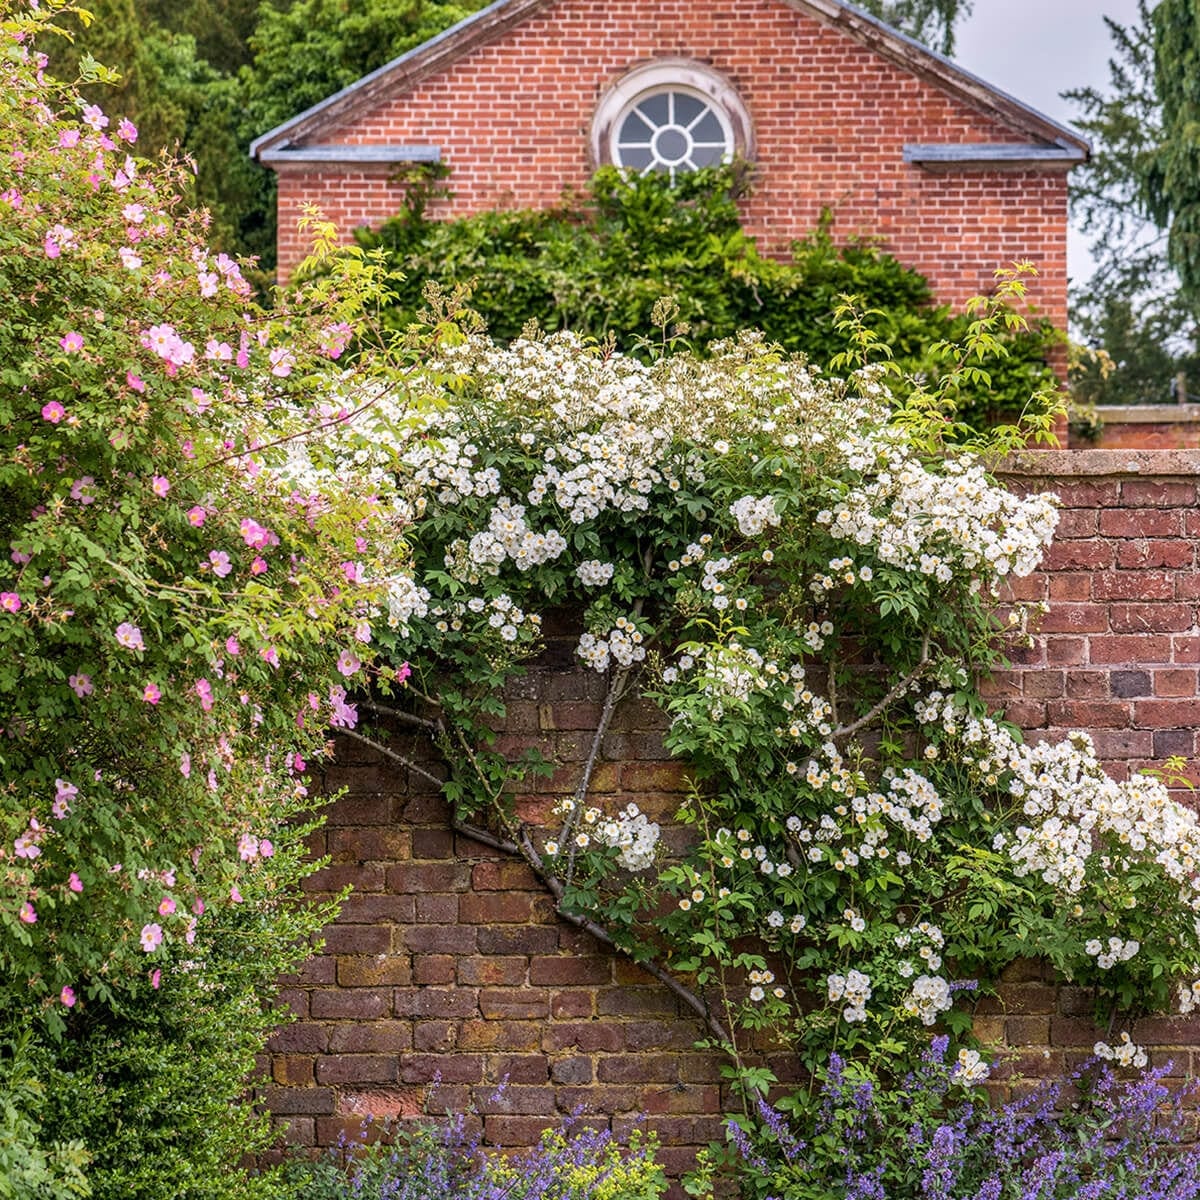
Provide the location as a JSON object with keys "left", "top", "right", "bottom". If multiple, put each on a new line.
{"left": 265, "top": 450, "right": 1200, "bottom": 1175}
{"left": 273, "top": 0, "right": 1069, "bottom": 325}
{"left": 993, "top": 450, "right": 1200, "bottom": 782}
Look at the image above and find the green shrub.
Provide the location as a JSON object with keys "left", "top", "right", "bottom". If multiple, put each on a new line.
{"left": 353, "top": 165, "right": 1061, "bottom": 429}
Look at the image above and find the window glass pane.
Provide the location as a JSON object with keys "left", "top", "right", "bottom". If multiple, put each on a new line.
{"left": 618, "top": 111, "right": 653, "bottom": 144}
{"left": 690, "top": 111, "right": 724, "bottom": 144}
{"left": 617, "top": 145, "right": 654, "bottom": 170}
{"left": 636, "top": 93, "right": 670, "bottom": 126}
{"left": 690, "top": 142, "right": 726, "bottom": 168}
{"left": 674, "top": 94, "right": 706, "bottom": 127}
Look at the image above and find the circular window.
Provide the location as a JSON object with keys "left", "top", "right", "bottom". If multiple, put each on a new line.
{"left": 613, "top": 89, "right": 733, "bottom": 178}
{"left": 592, "top": 60, "right": 753, "bottom": 179}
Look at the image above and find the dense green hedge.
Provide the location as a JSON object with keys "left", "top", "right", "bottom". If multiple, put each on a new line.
{"left": 352, "top": 166, "right": 1061, "bottom": 429}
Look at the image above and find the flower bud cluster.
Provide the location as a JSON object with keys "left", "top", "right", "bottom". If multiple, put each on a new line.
{"left": 816, "top": 455, "right": 1058, "bottom": 582}
{"left": 827, "top": 969, "right": 872, "bottom": 1023}
{"left": 952, "top": 1048, "right": 990, "bottom": 1084}
{"left": 462, "top": 497, "right": 568, "bottom": 576}
{"left": 594, "top": 802, "right": 660, "bottom": 871}
{"left": 729, "top": 494, "right": 781, "bottom": 537}
{"left": 1084, "top": 936, "right": 1139, "bottom": 970}
{"left": 902, "top": 973, "right": 953, "bottom": 1026}
{"left": 576, "top": 617, "right": 645, "bottom": 671}
{"left": 576, "top": 559, "right": 615, "bottom": 587}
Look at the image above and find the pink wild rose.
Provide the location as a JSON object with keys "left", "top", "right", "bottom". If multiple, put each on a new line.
{"left": 139, "top": 923, "right": 163, "bottom": 952}
{"left": 114, "top": 622, "right": 144, "bottom": 650}
{"left": 59, "top": 331, "right": 83, "bottom": 353}
{"left": 0, "top": 592, "right": 20, "bottom": 613}
{"left": 41, "top": 401, "right": 65, "bottom": 423}
{"left": 142, "top": 681, "right": 161, "bottom": 705}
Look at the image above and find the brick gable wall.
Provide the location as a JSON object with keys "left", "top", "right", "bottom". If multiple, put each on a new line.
{"left": 264, "top": 450, "right": 1200, "bottom": 1180}
{"left": 273, "top": 0, "right": 1069, "bottom": 327}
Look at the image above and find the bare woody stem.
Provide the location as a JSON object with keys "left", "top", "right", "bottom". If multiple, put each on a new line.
{"left": 452, "top": 817, "right": 732, "bottom": 1048}
{"left": 832, "top": 635, "right": 932, "bottom": 741}
{"left": 339, "top": 727, "right": 446, "bottom": 790}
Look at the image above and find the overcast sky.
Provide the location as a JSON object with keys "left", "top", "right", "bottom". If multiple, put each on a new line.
{"left": 952, "top": 0, "right": 1145, "bottom": 286}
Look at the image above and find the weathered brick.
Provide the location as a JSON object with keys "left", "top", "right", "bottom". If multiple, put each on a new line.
{"left": 1092, "top": 570, "right": 1177, "bottom": 600}
{"left": 1134, "top": 699, "right": 1200, "bottom": 727}
{"left": 1035, "top": 605, "right": 1107, "bottom": 634}
{"left": 543, "top": 1023, "right": 623, "bottom": 1053}
{"left": 471, "top": 861, "right": 540, "bottom": 891}
{"left": 394, "top": 987, "right": 480, "bottom": 1019}
{"left": 1088, "top": 635, "right": 1172, "bottom": 665}
{"left": 400, "top": 925, "right": 479, "bottom": 955}
{"left": 328, "top": 1022, "right": 413, "bottom": 1054}
{"left": 386, "top": 862, "right": 471, "bottom": 893}
{"left": 478, "top": 988, "right": 551, "bottom": 1019}
{"left": 459, "top": 892, "right": 552, "bottom": 924}
{"left": 457, "top": 956, "right": 528, "bottom": 986}
{"left": 412, "top": 955, "right": 457, "bottom": 985}
{"left": 310, "top": 989, "right": 390, "bottom": 1020}
{"left": 262, "top": 1086, "right": 336, "bottom": 1115}
{"left": 314, "top": 1055, "right": 398, "bottom": 1085}
{"left": 1116, "top": 539, "right": 1194, "bottom": 569}
{"left": 528, "top": 956, "right": 612, "bottom": 986}
{"left": 273, "top": 1055, "right": 314, "bottom": 1086}
{"left": 400, "top": 1053, "right": 484, "bottom": 1084}
{"left": 550, "top": 1057, "right": 593, "bottom": 1084}
{"left": 337, "top": 956, "right": 413, "bottom": 988}
{"left": 1109, "top": 669, "right": 1152, "bottom": 698}
{"left": 1120, "top": 480, "right": 1196, "bottom": 507}
{"left": 1098, "top": 509, "right": 1184, "bottom": 538}
{"left": 477, "top": 926, "right": 560, "bottom": 955}
{"left": 1109, "top": 602, "right": 1193, "bottom": 633}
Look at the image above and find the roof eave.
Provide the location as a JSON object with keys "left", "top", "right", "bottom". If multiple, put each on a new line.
{"left": 903, "top": 143, "right": 1087, "bottom": 171}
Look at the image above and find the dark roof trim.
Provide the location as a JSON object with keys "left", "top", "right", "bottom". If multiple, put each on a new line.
{"left": 251, "top": 0, "right": 1091, "bottom": 163}
{"left": 903, "top": 143, "right": 1086, "bottom": 170}
{"left": 258, "top": 144, "right": 441, "bottom": 165}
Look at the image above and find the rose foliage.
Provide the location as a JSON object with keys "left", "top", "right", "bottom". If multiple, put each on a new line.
{"left": 0, "top": 4, "right": 424, "bottom": 1195}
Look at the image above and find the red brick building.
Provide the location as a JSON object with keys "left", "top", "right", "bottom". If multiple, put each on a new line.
{"left": 252, "top": 0, "right": 1088, "bottom": 325}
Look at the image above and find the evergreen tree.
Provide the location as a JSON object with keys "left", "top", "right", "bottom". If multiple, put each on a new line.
{"left": 1067, "top": 0, "right": 1200, "bottom": 406}
{"left": 1145, "top": 0, "right": 1200, "bottom": 312}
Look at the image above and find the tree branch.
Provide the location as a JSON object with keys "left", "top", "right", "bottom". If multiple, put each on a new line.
{"left": 360, "top": 700, "right": 441, "bottom": 732}
{"left": 832, "top": 636, "right": 932, "bottom": 740}
{"left": 512, "top": 827, "right": 732, "bottom": 1047}
{"left": 339, "top": 727, "right": 445, "bottom": 790}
